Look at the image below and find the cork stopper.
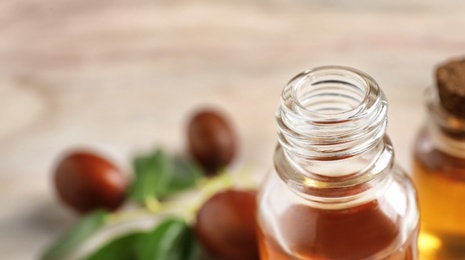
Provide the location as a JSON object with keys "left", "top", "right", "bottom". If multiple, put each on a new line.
{"left": 436, "top": 58, "right": 465, "bottom": 118}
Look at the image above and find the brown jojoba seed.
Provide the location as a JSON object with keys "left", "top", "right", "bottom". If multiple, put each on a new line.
{"left": 54, "top": 151, "right": 127, "bottom": 213}
{"left": 194, "top": 189, "right": 259, "bottom": 260}
{"left": 187, "top": 109, "right": 237, "bottom": 175}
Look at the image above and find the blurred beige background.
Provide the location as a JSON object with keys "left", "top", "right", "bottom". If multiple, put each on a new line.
{"left": 1, "top": 0, "right": 465, "bottom": 258}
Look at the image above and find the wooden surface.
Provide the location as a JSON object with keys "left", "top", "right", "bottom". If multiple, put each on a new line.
{"left": 2, "top": 0, "right": 465, "bottom": 258}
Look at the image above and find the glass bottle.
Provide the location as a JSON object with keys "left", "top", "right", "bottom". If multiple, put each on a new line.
{"left": 413, "top": 62, "right": 465, "bottom": 259}
{"left": 257, "top": 66, "right": 419, "bottom": 260}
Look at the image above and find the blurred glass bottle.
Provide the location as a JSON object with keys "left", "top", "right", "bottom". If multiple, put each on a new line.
{"left": 413, "top": 58, "right": 465, "bottom": 259}
{"left": 257, "top": 66, "right": 419, "bottom": 260}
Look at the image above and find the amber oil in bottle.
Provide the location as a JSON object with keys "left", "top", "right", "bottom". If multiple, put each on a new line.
{"left": 413, "top": 59, "right": 465, "bottom": 260}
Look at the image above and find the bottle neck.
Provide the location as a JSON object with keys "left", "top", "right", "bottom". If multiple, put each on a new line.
{"left": 426, "top": 86, "right": 465, "bottom": 157}
{"left": 275, "top": 66, "right": 393, "bottom": 200}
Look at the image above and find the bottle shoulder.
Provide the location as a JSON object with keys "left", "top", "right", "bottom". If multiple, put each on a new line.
{"left": 414, "top": 125, "right": 465, "bottom": 176}
{"left": 259, "top": 164, "right": 417, "bottom": 214}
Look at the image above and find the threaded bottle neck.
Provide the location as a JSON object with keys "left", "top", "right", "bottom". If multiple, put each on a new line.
{"left": 275, "top": 66, "right": 392, "bottom": 196}
{"left": 277, "top": 66, "right": 388, "bottom": 161}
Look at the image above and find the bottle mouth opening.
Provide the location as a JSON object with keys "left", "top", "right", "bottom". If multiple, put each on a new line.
{"left": 277, "top": 66, "right": 388, "bottom": 160}
{"left": 285, "top": 66, "right": 377, "bottom": 122}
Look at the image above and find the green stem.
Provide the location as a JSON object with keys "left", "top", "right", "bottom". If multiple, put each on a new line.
{"left": 108, "top": 171, "right": 253, "bottom": 226}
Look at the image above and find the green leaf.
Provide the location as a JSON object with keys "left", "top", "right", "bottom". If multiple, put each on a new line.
{"left": 164, "top": 157, "right": 203, "bottom": 196}
{"left": 41, "top": 210, "right": 107, "bottom": 260}
{"left": 85, "top": 231, "right": 145, "bottom": 260}
{"left": 129, "top": 149, "right": 203, "bottom": 203}
{"left": 129, "top": 149, "right": 172, "bottom": 203}
{"left": 175, "top": 222, "right": 202, "bottom": 260}
{"left": 136, "top": 218, "right": 202, "bottom": 260}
